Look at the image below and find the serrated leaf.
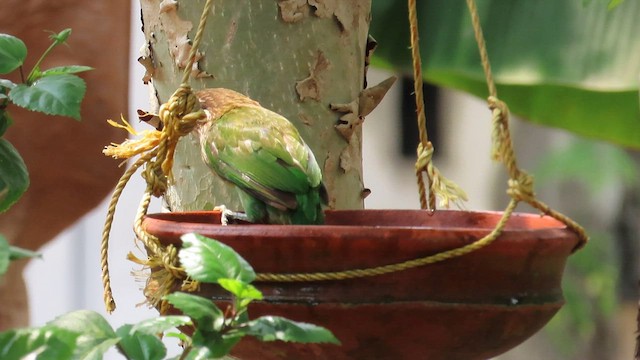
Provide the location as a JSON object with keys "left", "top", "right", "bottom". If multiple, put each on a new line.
{"left": 164, "top": 292, "right": 224, "bottom": 332}
{"left": 0, "top": 138, "right": 29, "bottom": 212}
{"left": 9, "top": 74, "right": 86, "bottom": 120}
{"left": 41, "top": 65, "right": 93, "bottom": 77}
{"left": 47, "top": 310, "right": 119, "bottom": 359}
{"left": 0, "top": 235, "right": 9, "bottom": 275}
{"left": 243, "top": 316, "right": 339, "bottom": 345}
{"left": 131, "top": 316, "right": 192, "bottom": 335}
{"left": 116, "top": 324, "right": 166, "bottom": 360}
{"left": 218, "top": 278, "right": 263, "bottom": 303}
{"left": 179, "top": 233, "right": 255, "bottom": 284}
{"left": 0, "top": 327, "right": 79, "bottom": 360}
{"left": 0, "top": 34, "right": 27, "bottom": 74}
{"left": 0, "top": 79, "right": 16, "bottom": 90}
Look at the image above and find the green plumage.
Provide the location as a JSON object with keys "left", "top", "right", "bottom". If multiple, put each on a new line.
{"left": 196, "top": 88, "right": 325, "bottom": 225}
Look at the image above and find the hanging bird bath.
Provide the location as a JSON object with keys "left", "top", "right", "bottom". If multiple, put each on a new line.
{"left": 142, "top": 208, "right": 580, "bottom": 360}
{"left": 99, "top": 0, "right": 588, "bottom": 359}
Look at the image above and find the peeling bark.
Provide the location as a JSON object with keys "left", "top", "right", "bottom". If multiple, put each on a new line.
{"left": 308, "top": 0, "right": 352, "bottom": 32}
{"left": 295, "top": 50, "right": 330, "bottom": 102}
{"left": 141, "top": 0, "right": 373, "bottom": 211}
{"left": 331, "top": 76, "right": 396, "bottom": 142}
{"left": 278, "top": 0, "right": 310, "bottom": 22}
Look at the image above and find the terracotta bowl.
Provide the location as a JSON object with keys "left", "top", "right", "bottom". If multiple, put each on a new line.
{"left": 142, "top": 209, "right": 580, "bottom": 360}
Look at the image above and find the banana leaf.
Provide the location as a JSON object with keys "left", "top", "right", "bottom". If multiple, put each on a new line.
{"left": 370, "top": 0, "right": 640, "bottom": 148}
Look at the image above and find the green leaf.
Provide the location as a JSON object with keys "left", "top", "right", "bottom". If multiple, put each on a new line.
{"left": 0, "top": 327, "right": 79, "bottom": 360}
{"left": 218, "top": 278, "right": 263, "bottom": 308}
{"left": 0, "top": 111, "right": 12, "bottom": 137}
{"left": 370, "top": 0, "right": 640, "bottom": 148}
{"left": 243, "top": 316, "right": 339, "bottom": 345}
{"left": 9, "top": 74, "right": 86, "bottom": 120}
{"left": 190, "top": 331, "right": 242, "bottom": 359}
{"left": 183, "top": 342, "right": 246, "bottom": 360}
{"left": 131, "top": 315, "right": 192, "bottom": 335}
{"left": 180, "top": 233, "right": 256, "bottom": 284}
{"left": 608, "top": 0, "right": 626, "bottom": 9}
{"left": 183, "top": 346, "right": 216, "bottom": 360}
{"left": 164, "top": 292, "right": 224, "bottom": 332}
{"left": 0, "top": 34, "right": 27, "bottom": 74}
{"left": 41, "top": 65, "right": 93, "bottom": 77}
{"left": 164, "top": 331, "right": 191, "bottom": 344}
{"left": 47, "top": 310, "right": 119, "bottom": 359}
{"left": 0, "top": 138, "right": 29, "bottom": 212}
{"left": 0, "top": 235, "right": 9, "bottom": 276}
{"left": 535, "top": 138, "right": 639, "bottom": 194}
{"left": 116, "top": 324, "right": 166, "bottom": 360}
{"left": 0, "top": 79, "right": 16, "bottom": 90}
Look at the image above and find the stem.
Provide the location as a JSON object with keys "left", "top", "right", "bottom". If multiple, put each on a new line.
{"left": 179, "top": 346, "right": 192, "bottom": 360}
{"left": 25, "top": 33, "right": 66, "bottom": 84}
{"left": 18, "top": 66, "right": 25, "bottom": 83}
{"left": 635, "top": 291, "right": 639, "bottom": 360}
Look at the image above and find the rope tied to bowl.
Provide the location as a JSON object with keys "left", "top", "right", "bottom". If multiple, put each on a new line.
{"left": 255, "top": 0, "right": 587, "bottom": 282}
{"left": 101, "top": 84, "right": 206, "bottom": 312}
{"left": 101, "top": 0, "right": 588, "bottom": 313}
{"left": 100, "top": 0, "right": 213, "bottom": 313}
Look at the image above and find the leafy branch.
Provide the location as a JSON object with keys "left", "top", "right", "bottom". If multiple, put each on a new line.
{"left": 0, "top": 234, "right": 339, "bottom": 359}
{"left": 0, "top": 29, "right": 91, "bottom": 273}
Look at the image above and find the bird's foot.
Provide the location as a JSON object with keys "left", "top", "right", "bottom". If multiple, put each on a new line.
{"left": 213, "top": 205, "right": 249, "bottom": 226}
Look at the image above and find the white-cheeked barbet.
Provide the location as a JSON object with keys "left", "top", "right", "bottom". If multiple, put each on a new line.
{"left": 195, "top": 88, "right": 326, "bottom": 225}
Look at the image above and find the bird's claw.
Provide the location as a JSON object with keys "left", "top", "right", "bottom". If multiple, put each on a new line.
{"left": 213, "top": 205, "right": 249, "bottom": 226}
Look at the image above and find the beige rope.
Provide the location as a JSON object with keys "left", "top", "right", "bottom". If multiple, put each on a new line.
{"left": 465, "top": 0, "right": 588, "bottom": 249}
{"left": 101, "top": 150, "right": 157, "bottom": 313}
{"left": 408, "top": 0, "right": 433, "bottom": 210}
{"left": 103, "top": 0, "right": 586, "bottom": 305}
{"left": 256, "top": 200, "right": 517, "bottom": 282}
{"left": 408, "top": 0, "right": 467, "bottom": 211}
{"left": 101, "top": 0, "right": 213, "bottom": 312}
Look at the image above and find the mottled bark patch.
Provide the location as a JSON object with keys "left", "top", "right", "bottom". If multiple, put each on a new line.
{"left": 322, "top": 153, "right": 337, "bottom": 208}
{"left": 155, "top": 0, "right": 211, "bottom": 79}
{"left": 308, "top": 0, "right": 352, "bottom": 32}
{"left": 138, "top": 39, "right": 155, "bottom": 84}
{"left": 277, "top": 0, "right": 353, "bottom": 33}
{"left": 277, "top": 0, "right": 310, "bottom": 22}
{"left": 331, "top": 100, "right": 361, "bottom": 142}
{"left": 295, "top": 50, "right": 330, "bottom": 101}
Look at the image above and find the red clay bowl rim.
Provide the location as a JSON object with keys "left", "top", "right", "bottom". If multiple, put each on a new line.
{"left": 142, "top": 209, "right": 577, "bottom": 235}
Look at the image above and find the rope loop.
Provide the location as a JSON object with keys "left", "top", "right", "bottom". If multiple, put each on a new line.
{"left": 507, "top": 172, "right": 535, "bottom": 203}
{"left": 157, "top": 85, "right": 205, "bottom": 179}
{"left": 415, "top": 141, "right": 433, "bottom": 172}
{"left": 100, "top": 0, "right": 214, "bottom": 313}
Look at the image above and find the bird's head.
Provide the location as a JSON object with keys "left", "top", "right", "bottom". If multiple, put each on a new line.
{"left": 195, "top": 88, "right": 260, "bottom": 122}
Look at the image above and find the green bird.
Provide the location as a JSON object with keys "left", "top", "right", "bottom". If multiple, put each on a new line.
{"left": 195, "top": 88, "right": 326, "bottom": 225}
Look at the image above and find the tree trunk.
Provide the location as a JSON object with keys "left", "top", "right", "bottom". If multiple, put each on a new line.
{"left": 140, "top": 0, "right": 371, "bottom": 211}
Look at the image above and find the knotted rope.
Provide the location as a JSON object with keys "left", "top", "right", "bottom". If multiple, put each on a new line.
{"left": 102, "top": 0, "right": 587, "bottom": 311}
{"left": 465, "top": 0, "right": 587, "bottom": 249}
{"left": 409, "top": 0, "right": 468, "bottom": 211}
{"left": 101, "top": 0, "right": 213, "bottom": 313}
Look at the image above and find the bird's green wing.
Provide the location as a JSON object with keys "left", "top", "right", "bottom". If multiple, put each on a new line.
{"left": 202, "top": 106, "right": 322, "bottom": 211}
